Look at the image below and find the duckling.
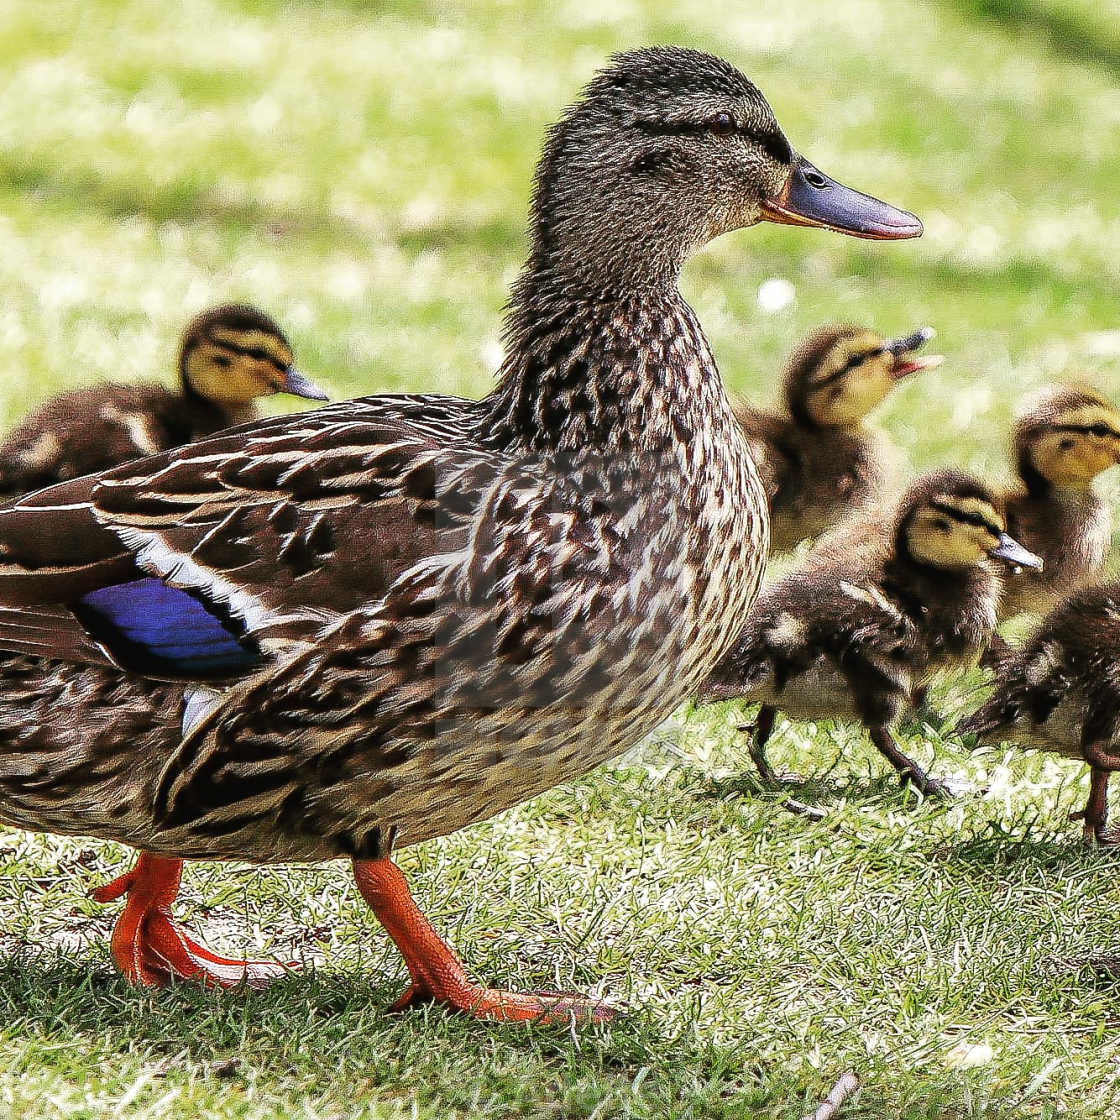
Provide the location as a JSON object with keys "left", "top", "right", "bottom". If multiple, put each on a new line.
{"left": 958, "top": 582, "right": 1120, "bottom": 844}
{"left": 0, "top": 304, "right": 327, "bottom": 495}
{"left": 997, "top": 384, "right": 1120, "bottom": 621}
{"left": 736, "top": 325, "right": 941, "bottom": 553}
{"left": 698, "top": 469, "right": 1041, "bottom": 794}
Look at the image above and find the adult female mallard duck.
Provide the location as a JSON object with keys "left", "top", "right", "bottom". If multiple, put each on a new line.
{"left": 0, "top": 304, "right": 326, "bottom": 496}
{"left": 0, "top": 48, "right": 920, "bottom": 1020}
{"left": 958, "top": 582, "right": 1120, "bottom": 845}
{"left": 995, "top": 384, "right": 1120, "bottom": 622}
{"left": 698, "top": 470, "right": 1041, "bottom": 794}
{"left": 736, "top": 324, "right": 941, "bottom": 553}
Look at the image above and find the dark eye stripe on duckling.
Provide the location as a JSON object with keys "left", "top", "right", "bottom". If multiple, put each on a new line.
{"left": 207, "top": 329, "right": 292, "bottom": 372}
{"left": 809, "top": 348, "right": 885, "bottom": 388}
{"left": 631, "top": 116, "right": 792, "bottom": 163}
{"left": 928, "top": 499, "right": 1002, "bottom": 537}
{"left": 1050, "top": 422, "right": 1120, "bottom": 440}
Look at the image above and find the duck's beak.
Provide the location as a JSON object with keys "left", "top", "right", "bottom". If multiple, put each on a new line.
{"left": 885, "top": 326, "right": 944, "bottom": 379}
{"left": 280, "top": 367, "right": 330, "bottom": 401}
{"left": 988, "top": 533, "right": 1043, "bottom": 571}
{"left": 761, "top": 155, "right": 923, "bottom": 241}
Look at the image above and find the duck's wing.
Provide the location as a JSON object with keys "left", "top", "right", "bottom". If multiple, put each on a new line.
{"left": 146, "top": 459, "right": 627, "bottom": 853}
{"left": 0, "top": 396, "right": 487, "bottom": 681}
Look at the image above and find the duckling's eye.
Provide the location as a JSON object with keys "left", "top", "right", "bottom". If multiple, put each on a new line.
{"left": 934, "top": 518, "right": 951, "bottom": 532}
{"left": 247, "top": 348, "right": 271, "bottom": 362}
{"left": 212, "top": 354, "right": 232, "bottom": 368}
{"left": 1059, "top": 438, "right": 1076, "bottom": 451}
{"left": 1091, "top": 424, "right": 1111, "bottom": 438}
{"left": 829, "top": 386, "right": 843, "bottom": 400}
{"left": 706, "top": 112, "right": 736, "bottom": 137}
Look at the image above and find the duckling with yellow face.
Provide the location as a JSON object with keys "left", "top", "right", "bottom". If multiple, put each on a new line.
{"left": 736, "top": 324, "right": 942, "bottom": 554}
{"left": 698, "top": 469, "right": 1041, "bottom": 795}
{"left": 0, "top": 304, "right": 327, "bottom": 496}
{"left": 997, "top": 385, "right": 1120, "bottom": 621}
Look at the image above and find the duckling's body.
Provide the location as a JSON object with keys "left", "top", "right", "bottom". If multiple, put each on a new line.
{"left": 736, "top": 325, "right": 939, "bottom": 553}
{"left": 699, "top": 470, "right": 1040, "bottom": 793}
{"left": 0, "top": 305, "right": 325, "bottom": 495}
{"left": 958, "top": 583, "right": 1120, "bottom": 843}
{"left": 997, "top": 385, "right": 1120, "bottom": 621}
{"left": 0, "top": 48, "right": 922, "bottom": 1016}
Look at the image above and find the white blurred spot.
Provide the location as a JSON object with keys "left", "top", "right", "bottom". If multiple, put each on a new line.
{"left": 480, "top": 339, "right": 504, "bottom": 371}
{"left": 757, "top": 277, "right": 795, "bottom": 314}
{"left": 945, "top": 1042, "right": 994, "bottom": 1069}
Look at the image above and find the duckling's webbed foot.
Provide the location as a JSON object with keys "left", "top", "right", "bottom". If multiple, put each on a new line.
{"left": 90, "top": 852, "right": 297, "bottom": 989}
{"left": 353, "top": 829, "right": 615, "bottom": 1025}
{"left": 868, "top": 727, "right": 952, "bottom": 799}
{"left": 736, "top": 706, "right": 803, "bottom": 785}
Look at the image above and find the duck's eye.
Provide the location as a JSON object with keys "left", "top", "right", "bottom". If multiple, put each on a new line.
{"left": 706, "top": 112, "right": 736, "bottom": 137}
{"left": 212, "top": 354, "right": 233, "bottom": 368}
{"left": 1059, "top": 437, "right": 1075, "bottom": 451}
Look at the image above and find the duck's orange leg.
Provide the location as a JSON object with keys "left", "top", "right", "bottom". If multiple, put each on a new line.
{"left": 90, "top": 852, "right": 297, "bottom": 988}
{"left": 353, "top": 829, "right": 614, "bottom": 1024}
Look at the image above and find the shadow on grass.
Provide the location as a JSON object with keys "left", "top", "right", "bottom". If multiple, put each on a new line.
{"left": 943, "top": 0, "right": 1120, "bottom": 74}
{"left": 0, "top": 953, "right": 803, "bottom": 1117}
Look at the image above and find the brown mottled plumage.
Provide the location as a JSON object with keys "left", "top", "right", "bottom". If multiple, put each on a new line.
{"left": 699, "top": 470, "right": 1041, "bottom": 795}
{"left": 0, "top": 305, "right": 326, "bottom": 496}
{"left": 959, "top": 582, "right": 1120, "bottom": 844}
{"left": 0, "top": 48, "right": 921, "bottom": 1017}
{"left": 735, "top": 324, "right": 940, "bottom": 553}
{"left": 998, "top": 384, "right": 1119, "bottom": 621}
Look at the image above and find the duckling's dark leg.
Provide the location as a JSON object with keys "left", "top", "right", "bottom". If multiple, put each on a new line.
{"left": 353, "top": 828, "right": 614, "bottom": 1024}
{"left": 1071, "top": 744, "right": 1120, "bottom": 845}
{"left": 867, "top": 727, "right": 950, "bottom": 798}
{"left": 738, "top": 705, "right": 784, "bottom": 784}
{"left": 90, "top": 852, "right": 297, "bottom": 988}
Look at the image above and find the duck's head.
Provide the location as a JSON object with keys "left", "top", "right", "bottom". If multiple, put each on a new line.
{"left": 785, "top": 324, "right": 942, "bottom": 428}
{"left": 179, "top": 304, "right": 328, "bottom": 408}
{"left": 1013, "top": 384, "right": 1120, "bottom": 493}
{"left": 896, "top": 469, "right": 1042, "bottom": 573}
{"left": 525, "top": 47, "right": 922, "bottom": 292}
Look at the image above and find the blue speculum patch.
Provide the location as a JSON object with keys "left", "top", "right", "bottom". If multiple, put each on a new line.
{"left": 76, "top": 577, "right": 261, "bottom": 677}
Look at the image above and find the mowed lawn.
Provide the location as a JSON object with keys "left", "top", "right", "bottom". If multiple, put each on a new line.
{"left": 0, "top": 1, "right": 1119, "bottom": 1117}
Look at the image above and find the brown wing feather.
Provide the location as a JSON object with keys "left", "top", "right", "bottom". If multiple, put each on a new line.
{"left": 0, "top": 397, "right": 482, "bottom": 673}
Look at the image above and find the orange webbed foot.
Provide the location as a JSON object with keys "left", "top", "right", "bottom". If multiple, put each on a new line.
{"left": 91, "top": 853, "right": 298, "bottom": 989}
{"left": 354, "top": 828, "right": 616, "bottom": 1025}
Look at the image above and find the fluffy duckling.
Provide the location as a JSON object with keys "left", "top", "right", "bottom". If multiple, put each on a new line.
{"left": 698, "top": 469, "right": 1041, "bottom": 795}
{"left": 959, "top": 583, "right": 1120, "bottom": 844}
{"left": 997, "top": 384, "right": 1120, "bottom": 621}
{"left": 736, "top": 325, "right": 941, "bottom": 553}
{"left": 0, "top": 304, "right": 326, "bottom": 495}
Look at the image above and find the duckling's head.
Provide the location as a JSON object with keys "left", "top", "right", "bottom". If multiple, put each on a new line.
{"left": 1013, "top": 384, "right": 1120, "bottom": 493}
{"left": 896, "top": 469, "right": 1042, "bottom": 573}
{"left": 179, "top": 304, "right": 328, "bottom": 409}
{"left": 785, "top": 325, "right": 942, "bottom": 428}
{"left": 522, "top": 47, "right": 921, "bottom": 293}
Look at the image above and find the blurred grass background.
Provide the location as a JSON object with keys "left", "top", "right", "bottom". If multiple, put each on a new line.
{"left": 0, "top": 0, "right": 1119, "bottom": 1117}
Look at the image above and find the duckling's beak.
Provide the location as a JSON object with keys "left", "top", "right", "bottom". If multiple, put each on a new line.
{"left": 885, "top": 326, "right": 944, "bottom": 379}
{"left": 280, "top": 367, "right": 330, "bottom": 401}
{"left": 988, "top": 533, "right": 1043, "bottom": 571}
{"left": 761, "top": 155, "right": 923, "bottom": 240}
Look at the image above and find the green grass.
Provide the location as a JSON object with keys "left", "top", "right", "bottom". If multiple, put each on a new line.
{"left": 1, "top": 0, "right": 1119, "bottom": 1116}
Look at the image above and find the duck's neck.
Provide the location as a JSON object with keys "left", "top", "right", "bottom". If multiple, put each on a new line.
{"left": 483, "top": 272, "right": 743, "bottom": 475}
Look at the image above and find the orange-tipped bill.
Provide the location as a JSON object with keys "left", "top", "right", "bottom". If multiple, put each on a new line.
{"left": 762, "top": 155, "right": 922, "bottom": 241}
